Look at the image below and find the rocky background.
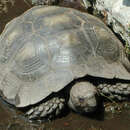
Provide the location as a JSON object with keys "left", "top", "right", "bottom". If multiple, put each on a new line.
{"left": 84, "top": 0, "right": 130, "bottom": 48}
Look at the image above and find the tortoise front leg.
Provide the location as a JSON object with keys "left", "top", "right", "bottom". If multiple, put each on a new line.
{"left": 25, "top": 97, "right": 65, "bottom": 121}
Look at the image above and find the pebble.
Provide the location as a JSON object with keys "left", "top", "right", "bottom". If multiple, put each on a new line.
{"left": 124, "top": 103, "right": 130, "bottom": 109}
{"left": 110, "top": 106, "right": 115, "bottom": 114}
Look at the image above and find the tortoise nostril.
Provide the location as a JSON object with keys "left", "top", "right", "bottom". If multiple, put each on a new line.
{"left": 79, "top": 97, "right": 84, "bottom": 103}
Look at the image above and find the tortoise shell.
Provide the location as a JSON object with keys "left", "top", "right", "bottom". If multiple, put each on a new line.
{"left": 0, "top": 6, "right": 130, "bottom": 107}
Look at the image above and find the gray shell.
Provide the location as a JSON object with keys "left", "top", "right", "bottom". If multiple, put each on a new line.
{"left": 0, "top": 6, "right": 130, "bottom": 107}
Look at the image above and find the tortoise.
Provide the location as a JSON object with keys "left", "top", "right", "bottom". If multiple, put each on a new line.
{"left": 0, "top": 6, "right": 130, "bottom": 121}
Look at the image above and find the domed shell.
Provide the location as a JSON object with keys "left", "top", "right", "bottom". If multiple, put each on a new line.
{"left": 0, "top": 6, "right": 130, "bottom": 107}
